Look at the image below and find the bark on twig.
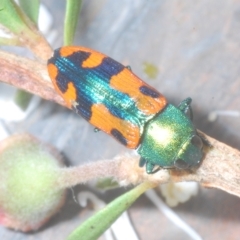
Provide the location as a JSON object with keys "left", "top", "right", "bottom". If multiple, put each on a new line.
{"left": 0, "top": 50, "right": 66, "bottom": 107}
{"left": 171, "top": 135, "right": 240, "bottom": 197}
{"left": 57, "top": 134, "right": 240, "bottom": 198}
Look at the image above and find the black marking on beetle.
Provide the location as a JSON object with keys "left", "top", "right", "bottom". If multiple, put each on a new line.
{"left": 99, "top": 57, "right": 125, "bottom": 78}
{"left": 111, "top": 128, "right": 128, "bottom": 146}
{"left": 75, "top": 99, "right": 92, "bottom": 121}
{"left": 66, "top": 51, "right": 91, "bottom": 68}
{"left": 139, "top": 85, "right": 160, "bottom": 98}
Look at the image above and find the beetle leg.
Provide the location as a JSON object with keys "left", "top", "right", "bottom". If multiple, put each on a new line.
{"left": 126, "top": 65, "right": 132, "bottom": 71}
{"left": 146, "top": 162, "right": 161, "bottom": 174}
{"left": 139, "top": 157, "right": 146, "bottom": 167}
{"left": 197, "top": 131, "right": 212, "bottom": 148}
{"left": 178, "top": 97, "right": 193, "bottom": 120}
{"left": 94, "top": 127, "right": 100, "bottom": 132}
{"left": 146, "top": 162, "right": 154, "bottom": 174}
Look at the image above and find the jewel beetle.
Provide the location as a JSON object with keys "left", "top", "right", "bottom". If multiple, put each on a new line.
{"left": 47, "top": 46, "right": 205, "bottom": 174}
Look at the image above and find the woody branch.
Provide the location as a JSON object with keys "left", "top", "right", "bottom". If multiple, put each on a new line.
{"left": 1, "top": 51, "right": 240, "bottom": 198}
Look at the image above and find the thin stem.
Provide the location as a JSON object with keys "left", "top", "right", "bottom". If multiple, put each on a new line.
{"left": 57, "top": 159, "right": 120, "bottom": 188}
{"left": 0, "top": 50, "right": 65, "bottom": 107}
{"left": 56, "top": 134, "right": 240, "bottom": 198}
{"left": 0, "top": 36, "right": 23, "bottom": 46}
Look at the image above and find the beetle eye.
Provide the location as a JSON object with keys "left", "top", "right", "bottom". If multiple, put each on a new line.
{"left": 191, "top": 135, "right": 203, "bottom": 149}
{"left": 174, "top": 158, "right": 189, "bottom": 169}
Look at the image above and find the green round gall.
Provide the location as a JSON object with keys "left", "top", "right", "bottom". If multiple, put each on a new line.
{"left": 0, "top": 134, "right": 66, "bottom": 231}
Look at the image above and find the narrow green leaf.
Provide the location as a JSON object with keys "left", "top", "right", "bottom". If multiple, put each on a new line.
{"left": 96, "top": 178, "right": 120, "bottom": 190}
{"left": 14, "top": 90, "right": 33, "bottom": 111}
{"left": 64, "top": 0, "right": 82, "bottom": 46}
{"left": 0, "top": 37, "right": 22, "bottom": 46}
{"left": 67, "top": 182, "right": 155, "bottom": 240}
{"left": 0, "top": 0, "right": 30, "bottom": 35}
{"left": 19, "top": 0, "right": 40, "bottom": 25}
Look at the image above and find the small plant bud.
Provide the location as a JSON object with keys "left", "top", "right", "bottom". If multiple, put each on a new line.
{"left": 0, "top": 134, "right": 66, "bottom": 232}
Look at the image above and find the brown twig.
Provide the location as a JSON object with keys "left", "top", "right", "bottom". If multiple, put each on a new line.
{"left": 57, "top": 134, "right": 240, "bottom": 198}
{"left": 0, "top": 50, "right": 66, "bottom": 107}
{"left": 1, "top": 51, "right": 240, "bottom": 198}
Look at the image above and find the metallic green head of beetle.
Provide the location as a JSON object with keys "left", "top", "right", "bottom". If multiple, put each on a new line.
{"left": 137, "top": 98, "right": 205, "bottom": 174}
